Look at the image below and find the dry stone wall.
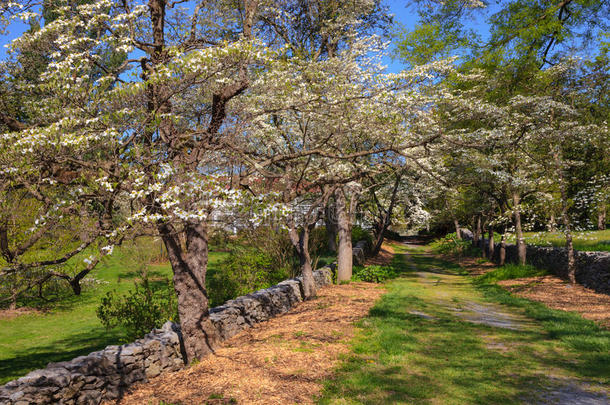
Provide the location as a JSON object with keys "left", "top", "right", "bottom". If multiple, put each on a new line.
{"left": 460, "top": 230, "right": 610, "bottom": 294}
{"left": 0, "top": 267, "right": 334, "bottom": 405}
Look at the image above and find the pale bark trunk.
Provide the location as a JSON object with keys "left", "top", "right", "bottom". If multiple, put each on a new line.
{"left": 336, "top": 189, "right": 352, "bottom": 282}
{"left": 512, "top": 192, "right": 526, "bottom": 265}
{"left": 160, "top": 222, "right": 217, "bottom": 364}
{"left": 598, "top": 205, "right": 607, "bottom": 231}
{"left": 298, "top": 228, "right": 316, "bottom": 298}
{"left": 548, "top": 212, "right": 557, "bottom": 232}
{"left": 8, "top": 292, "right": 17, "bottom": 311}
{"left": 488, "top": 224, "right": 495, "bottom": 260}
{"left": 473, "top": 216, "right": 481, "bottom": 247}
{"left": 500, "top": 233, "right": 506, "bottom": 266}
{"left": 565, "top": 228, "right": 576, "bottom": 284}
{"left": 454, "top": 219, "right": 462, "bottom": 240}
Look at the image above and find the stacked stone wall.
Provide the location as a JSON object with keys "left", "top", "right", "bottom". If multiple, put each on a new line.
{"left": 460, "top": 230, "right": 610, "bottom": 294}
{"left": 0, "top": 267, "right": 334, "bottom": 405}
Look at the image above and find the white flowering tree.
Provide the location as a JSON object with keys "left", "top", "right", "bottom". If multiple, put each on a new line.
{"left": 0, "top": 0, "right": 276, "bottom": 362}
{"left": 236, "top": 32, "right": 453, "bottom": 285}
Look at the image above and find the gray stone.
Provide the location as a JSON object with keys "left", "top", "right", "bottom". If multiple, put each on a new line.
{"left": 464, "top": 232, "right": 610, "bottom": 294}
{"left": 145, "top": 363, "right": 161, "bottom": 379}
{"left": 0, "top": 261, "right": 338, "bottom": 404}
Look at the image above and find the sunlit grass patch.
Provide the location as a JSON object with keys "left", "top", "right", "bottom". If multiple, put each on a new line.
{"left": 505, "top": 230, "right": 610, "bottom": 252}
{"left": 475, "top": 264, "right": 547, "bottom": 284}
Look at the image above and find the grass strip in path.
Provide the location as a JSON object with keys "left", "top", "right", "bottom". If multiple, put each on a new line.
{"left": 319, "top": 243, "right": 609, "bottom": 405}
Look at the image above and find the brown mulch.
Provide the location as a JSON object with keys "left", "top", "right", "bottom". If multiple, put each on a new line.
{"left": 498, "top": 276, "right": 610, "bottom": 329}
{"left": 365, "top": 241, "right": 395, "bottom": 266}
{"left": 113, "top": 282, "right": 385, "bottom": 405}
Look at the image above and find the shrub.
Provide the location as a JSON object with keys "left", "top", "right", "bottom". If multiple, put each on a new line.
{"left": 431, "top": 232, "right": 481, "bottom": 257}
{"left": 309, "top": 225, "right": 330, "bottom": 257}
{"left": 209, "top": 229, "right": 232, "bottom": 252}
{"left": 476, "top": 264, "right": 547, "bottom": 284}
{"left": 207, "top": 246, "right": 289, "bottom": 307}
{"left": 97, "top": 273, "right": 177, "bottom": 341}
{"left": 352, "top": 265, "right": 395, "bottom": 283}
{"left": 351, "top": 225, "right": 373, "bottom": 249}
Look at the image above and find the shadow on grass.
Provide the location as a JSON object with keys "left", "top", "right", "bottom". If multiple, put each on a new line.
{"left": 320, "top": 248, "right": 609, "bottom": 404}
{"left": 0, "top": 328, "right": 121, "bottom": 384}
{"left": 476, "top": 283, "right": 610, "bottom": 381}
{"left": 410, "top": 249, "right": 610, "bottom": 382}
{"left": 0, "top": 327, "right": 125, "bottom": 384}
{"left": 320, "top": 279, "right": 541, "bottom": 404}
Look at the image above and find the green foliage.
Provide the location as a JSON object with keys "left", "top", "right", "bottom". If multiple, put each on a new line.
{"left": 430, "top": 233, "right": 481, "bottom": 257}
{"left": 351, "top": 225, "right": 373, "bottom": 248}
{"left": 352, "top": 265, "right": 394, "bottom": 283}
{"left": 96, "top": 274, "right": 177, "bottom": 341}
{"left": 476, "top": 264, "right": 547, "bottom": 284}
{"left": 208, "top": 229, "right": 232, "bottom": 252}
{"left": 207, "top": 246, "right": 289, "bottom": 307}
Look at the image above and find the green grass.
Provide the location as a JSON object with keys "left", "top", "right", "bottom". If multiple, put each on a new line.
{"left": 475, "top": 283, "right": 610, "bottom": 381}
{"left": 0, "top": 248, "right": 227, "bottom": 384}
{"left": 505, "top": 229, "right": 610, "bottom": 252}
{"left": 475, "top": 263, "right": 547, "bottom": 284}
{"left": 319, "top": 245, "right": 609, "bottom": 404}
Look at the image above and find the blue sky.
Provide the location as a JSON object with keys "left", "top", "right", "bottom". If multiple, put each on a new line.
{"left": 0, "top": 1, "right": 492, "bottom": 71}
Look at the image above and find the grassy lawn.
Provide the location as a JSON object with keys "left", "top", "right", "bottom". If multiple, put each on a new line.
{"left": 319, "top": 244, "right": 609, "bottom": 404}
{"left": 0, "top": 248, "right": 227, "bottom": 384}
{"left": 504, "top": 229, "right": 610, "bottom": 252}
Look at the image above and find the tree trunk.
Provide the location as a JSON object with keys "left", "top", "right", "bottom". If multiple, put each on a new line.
{"left": 160, "top": 221, "right": 217, "bottom": 364}
{"left": 473, "top": 216, "right": 479, "bottom": 246}
{"left": 325, "top": 198, "right": 337, "bottom": 253}
{"left": 371, "top": 174, "right": 401, "bottom": 256}
{"left": 500, "top": 232, "right": 506, "bottom": 266}
{"left": 564, "top": 228, "right": 576, "bottom": 284}
{"left": 488, "top": 224, "right": 495, "bottom": 260}
{"left": 454, "top": 219, "right": 461, "bottom": 240}
{"left": 371, "top": 217, "right": 386, "bottom": 257}
{"left": 598, "top": 205, "right": 607, "bottom": 231}
{"left": 553, "top": 150, "right": 576, "bottom": 284}
{"left": 8, "top": 291, "right": 17, "bottom": 311}
{"left": 512, "top": 192, "right": 526, "bottom": 265}
{"left": 288, "top": 223, "right": 317, "bottom": 299}
{"left": 298, "top": 227, "right": 316, "bottom": 298}
{"left": 336, "top": 188, "right": 352, "bottom": 282}
{"left": 548, "top": 212, "right": 556, "bottom": 232}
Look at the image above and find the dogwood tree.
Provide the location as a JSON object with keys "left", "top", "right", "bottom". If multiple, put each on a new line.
{"left": 0, "top": 0, "right": 274, "bottom": 362}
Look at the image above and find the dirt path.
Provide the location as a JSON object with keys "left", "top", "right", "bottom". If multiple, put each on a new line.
{"left": 111, "top": 282, "right": 384, "bottom": 405}
{"left": 402, "top": 244, "right": 609, "bottom": 405}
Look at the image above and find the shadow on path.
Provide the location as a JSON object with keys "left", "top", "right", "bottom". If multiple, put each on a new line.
{"left": 402, "top": 243, "right": 609, "bottom": 405}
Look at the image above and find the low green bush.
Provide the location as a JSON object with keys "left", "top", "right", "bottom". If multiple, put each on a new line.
{"left": 352, "top": 265, "right": 395, "bottom": 283}
{"left": 96, "top": 274, "right": 177, "bottom": 341}
{"left": 207, "top": 246, "right": 289, "bottom": 307}
{"left": 430, "top": 232, "right": 481, "bottom": 257}
{"left": 351, "top": 225, "right": 373, "bottom": 249}
{"left": 476, "top": 263, "right": 547, "bottom": 284}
